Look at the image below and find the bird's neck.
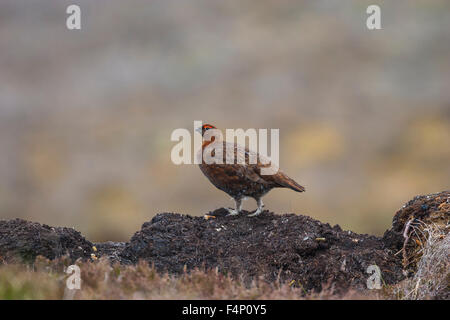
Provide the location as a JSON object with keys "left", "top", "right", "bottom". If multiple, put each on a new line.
{"left": 202, "top": 136, "right": 221, "bottom": 149}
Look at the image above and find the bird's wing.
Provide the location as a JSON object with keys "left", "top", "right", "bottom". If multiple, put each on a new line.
{"left": 223, "top": 141, "right": 305, "bottom": 192}
{"left": 217, "top": 142, "right": 268, "bottom": 184}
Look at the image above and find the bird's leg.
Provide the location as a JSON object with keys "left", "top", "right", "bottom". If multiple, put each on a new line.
{"left": 248, "top": 198, "right": 264, "bottom": 217}
{"left": 226, "top": 198, "right": 242, "bottom": 216}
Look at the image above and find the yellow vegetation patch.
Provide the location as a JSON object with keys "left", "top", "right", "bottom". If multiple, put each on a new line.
{"left": 284, "top": 123, "right": 345, "bottom": 168}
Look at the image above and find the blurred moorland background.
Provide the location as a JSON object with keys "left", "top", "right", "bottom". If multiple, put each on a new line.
{"left": 0, "top": 0, "right": 449, "bottom": 241}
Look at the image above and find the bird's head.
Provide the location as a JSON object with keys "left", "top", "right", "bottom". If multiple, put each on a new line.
{"left": 196, "top": 123, "right": 217, "bottom": 136}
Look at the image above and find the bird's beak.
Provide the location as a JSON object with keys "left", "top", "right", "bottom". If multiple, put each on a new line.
{"left": 195, "top": 127, "right": 202, "bottom": 134}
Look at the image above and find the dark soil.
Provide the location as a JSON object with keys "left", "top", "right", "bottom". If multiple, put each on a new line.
{"left": 1, "top": 191, "right": 448, "bottom": 294}
{"left": 383, "top": 190, "right": 450, "bottom": 273}
{"left": 392, "top": 191, "right": 449, "bottom": 233}
{"left": 0, "top": 219, "right": 93, "bottom": 263}
{"left": 119, "top": 209, "right": 405, "bottom": 293}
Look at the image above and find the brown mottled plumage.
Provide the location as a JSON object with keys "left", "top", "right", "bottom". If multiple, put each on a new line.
{"left": 197, "top": 124, "right": 305, "bottom": 216}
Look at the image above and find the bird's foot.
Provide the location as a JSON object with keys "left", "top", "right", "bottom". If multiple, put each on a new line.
{"left": 226, "top": 207, "right": 240, "bottom": 216}
{"left": 248, "top": 208, "right": 263, "bottom": 217}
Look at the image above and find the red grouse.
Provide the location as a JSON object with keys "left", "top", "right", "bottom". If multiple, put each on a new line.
{"left": 198, "top": 124, "right": 305, "bottom": 217}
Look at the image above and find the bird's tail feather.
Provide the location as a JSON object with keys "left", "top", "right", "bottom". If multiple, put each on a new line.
{"left": 282, "top": 178, "right": 306, "bottom": 192}
{"left": 272, "top": 173, "right": 305, "bottom": 192}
